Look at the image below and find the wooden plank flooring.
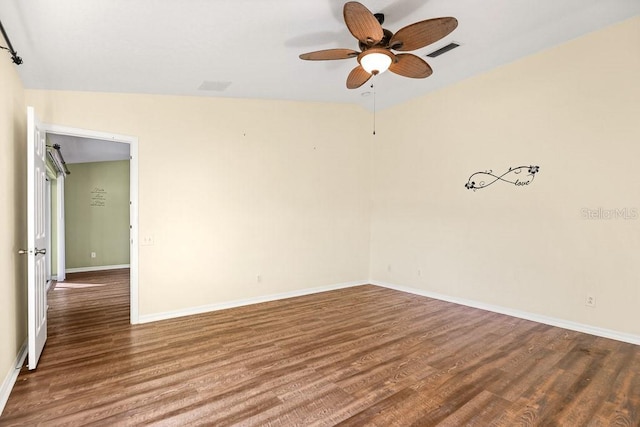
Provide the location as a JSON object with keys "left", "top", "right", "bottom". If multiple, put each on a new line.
{"left": 2, "top": 269, "right": 639, "bottom": 426}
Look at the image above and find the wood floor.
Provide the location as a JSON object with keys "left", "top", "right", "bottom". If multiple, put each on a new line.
{"left": 2, "top": 270, "right": 639, "bottom": 426}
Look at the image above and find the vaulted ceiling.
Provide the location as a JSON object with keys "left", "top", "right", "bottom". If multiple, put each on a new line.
{"left": 1, "top": 1, "right": 639, "bottom": 111}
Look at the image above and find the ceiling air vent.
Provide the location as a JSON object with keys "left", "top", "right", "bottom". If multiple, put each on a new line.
{"left": 426, "top": 42, "right": 460, "bottom": 58}
{"left": 198, "top": 81, "right": 232, "bottom": 91}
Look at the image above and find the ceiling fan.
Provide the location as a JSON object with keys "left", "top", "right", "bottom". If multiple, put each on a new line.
{"left": 299, "top": 1, "right": 458, "bottom": 89}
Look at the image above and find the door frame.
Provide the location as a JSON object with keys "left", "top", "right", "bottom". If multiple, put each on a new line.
{"left": 54, "top": 175, "right": 66, "bottom": 283}
{"left": 42, "top": 123, "right": 140, "bottom": 324}
{"left": 44, "top": 157, "right": 67, "bottom": 283}
{"left": 45, "top": 177, "right": 52, "bottom": 286}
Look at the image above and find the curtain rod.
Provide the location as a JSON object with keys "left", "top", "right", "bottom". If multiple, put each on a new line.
{"left": 0, "top": 19, "right": 23, "bottom": 65}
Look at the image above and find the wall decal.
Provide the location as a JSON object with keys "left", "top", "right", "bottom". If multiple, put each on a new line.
{"left": 465, "top": 165, "right": 539, "bottom": 191}
{"left": 90, "top": 187, "right": 107, "bottom": 207}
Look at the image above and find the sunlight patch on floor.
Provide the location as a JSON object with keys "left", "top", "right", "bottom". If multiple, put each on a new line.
{"left": 54, "top": 282, "right": 108, "bottom": 290}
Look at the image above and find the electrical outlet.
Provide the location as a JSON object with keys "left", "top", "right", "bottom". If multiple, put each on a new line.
{"left": 141, "top": 236, "right": 154, "bottom": 246}
{"left": 91, "top": 252, "right": 96, "bottom": 258}
{"left": 585, "top": 294, "right": 596, "bottom": 307}
{"left": 257, "top": 275, "right": 262, "bottom": 283}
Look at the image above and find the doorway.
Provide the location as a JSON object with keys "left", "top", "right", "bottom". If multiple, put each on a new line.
{"left": 42, "top": 123, "right": 139, "bottom": 324}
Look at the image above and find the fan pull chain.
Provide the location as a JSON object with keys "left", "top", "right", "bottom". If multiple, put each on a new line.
{"left": 372, "top": 83, "right": 376, "bottom": 135}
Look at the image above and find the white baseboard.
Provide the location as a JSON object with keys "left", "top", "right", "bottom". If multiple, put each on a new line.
{"left": 138, "top": 280, "right": 366, "bottom": 324}
{"left": 0, "top": 340, "right": 27, "bottom": 416}
{"left": 372, "top": 280, "right": 640, "bottom": 346}
{"left": 133, "top": 278, "right": 640, "bottom": 345}
{"left": 65, "top": 264, "right": 130, "bottom": 274}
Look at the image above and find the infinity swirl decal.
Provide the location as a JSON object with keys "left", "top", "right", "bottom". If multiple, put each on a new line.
{"left": 465, "top": 165, "right": 540, "bottom": 191}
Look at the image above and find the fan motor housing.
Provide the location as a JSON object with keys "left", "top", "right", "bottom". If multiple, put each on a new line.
{"left": 359, "top": 28, "right": 394, "bottom": 52}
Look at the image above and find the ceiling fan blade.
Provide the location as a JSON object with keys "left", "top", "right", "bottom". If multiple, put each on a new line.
{"left": 346, "top": 65, "right": 372, "bottom": 89}
{"left": 389, "top": 17, "right": 458, "bottom": 51}
{"left": 389, "top": 53, "right": 433, "bottom": 78}
{"left": 299, "top": 48, "right": 360, "bottom": 61}
{"left": 343, "top": 2, "right": 384, "bottom": 46}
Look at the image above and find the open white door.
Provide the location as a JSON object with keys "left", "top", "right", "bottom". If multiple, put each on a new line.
{"left": 26, "top": 106, "right": 48, "bottom": 370}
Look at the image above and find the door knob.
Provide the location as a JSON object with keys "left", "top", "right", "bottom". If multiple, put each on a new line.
{"left": 18, "top": 249, "right": 28, "bottom": 255}
{"left": 35, "top": 248, "right": 46, "bottom": 255}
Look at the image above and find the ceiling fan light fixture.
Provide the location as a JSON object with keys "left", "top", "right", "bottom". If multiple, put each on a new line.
{"left": 360, "top": 50, "right": 393, "bottom": 75}
{"left": 299, "top": 2, "right": 459, "bottom": 88}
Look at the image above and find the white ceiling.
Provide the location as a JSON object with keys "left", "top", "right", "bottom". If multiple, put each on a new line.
{"left": 1, "top": 0, "right": 639, "bottom": 112}
{"left": 47, "top": 134, "right": 130, "bottom": 164}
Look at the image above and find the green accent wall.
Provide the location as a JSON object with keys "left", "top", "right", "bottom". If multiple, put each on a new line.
{"left": 65, "top": 160, "right": 130, "bottom": 269}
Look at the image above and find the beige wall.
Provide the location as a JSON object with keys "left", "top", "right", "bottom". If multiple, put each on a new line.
{"left": 25, "top": 91, "right": 373, "bottom": 316}
{"left": 65, "top": 160, "right": 130, "bottom": 269}
{"left": 371, "top": 17, "right": 640, "bottom": 335}
{"left": 0, "top": 58, "right": 27, "bottom": 385}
